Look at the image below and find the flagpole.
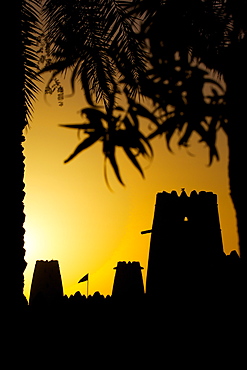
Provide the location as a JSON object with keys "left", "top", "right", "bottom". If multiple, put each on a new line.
{"left": 87, "top": 277, "right": 89, "bottom": 298}
{"left": 78, "top": 273, "right": 89, "bottom": 297}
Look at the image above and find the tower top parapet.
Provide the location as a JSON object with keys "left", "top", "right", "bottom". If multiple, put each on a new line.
{"left": 157, "top": 189, "right": 217, "bottom": 204}
{"left": 29, "top": 260, "right": 63, "bottom": 305}
{"left": 112, "top": 261, "right": 144, "bottom": 298}
{"left": 146, "top": 188, "right": 224, "bottom": 295}
{"left": 113, "top": 261, "right": 143, "bottom": 269}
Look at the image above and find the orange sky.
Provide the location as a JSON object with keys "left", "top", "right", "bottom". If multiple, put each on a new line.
{"left": 23, "top": 77, "right": 238, "bottom": 300}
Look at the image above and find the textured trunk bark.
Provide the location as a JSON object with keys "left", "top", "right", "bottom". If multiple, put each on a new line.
{"left": 4, "top": 0, "right": 27, "bottom": 310}
{"left": 227, "top": 95, "right": 247, "bottom": 259}
{"left": 4, "top": 130, "right": 27, "bottom": 309}
{"left": 224, "top": 48, "right": 247, "bottom": 260}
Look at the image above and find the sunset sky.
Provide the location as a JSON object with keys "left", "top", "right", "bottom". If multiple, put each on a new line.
{"left": 23, "top": 76, "right": 238, "bottom": 300}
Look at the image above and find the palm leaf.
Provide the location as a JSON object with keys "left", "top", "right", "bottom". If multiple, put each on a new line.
{"left": 139, "top": 134, "right": 154, "bottom": 157}
{"left": 81, "top": 108, "right": 107, "bottom": 122}
{"left": 127, "top": 98, "right": 160, "bottom": 127}
{"left": 42, "top": 0, "right": 147, "bottom": 108}
{"left": 22, "top": 0, "right": 42, "bottom": 121}
{"left": 123, "top": 147, "right": 145, "bottom": 178}
{"left": 64, "top": 133, "right": 101, "bottom": 163}
{"left": 104, "top": 145, "right": 124, "bottom": 186}
{"left": 80, "top": 66, "right": 98, "bottom": 107}
{"left": 59, "top": 124, "right": 93, "bottom": 130}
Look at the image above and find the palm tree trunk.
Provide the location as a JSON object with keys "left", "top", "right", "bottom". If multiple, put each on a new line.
{"left": 4, "top": 130, "right": 27, "bottom": 309}
{"left": 228, "top": 110, "right": 247, "bottom": 260}
{"left": 4, "top": 0, "right": 27, "bottom": 310}
{"left": 224, "top": 48, "right": 247, "bottom": 260}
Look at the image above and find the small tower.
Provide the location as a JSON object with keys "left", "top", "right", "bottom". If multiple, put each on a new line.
{"left": 146, "top": 189, "right": 224, "bottom": 296}
{"left": 29, "top": 260, "right": 63, "bottom": 305}
{"left": 112, "top": 261, "right": 144, "bottom": 299}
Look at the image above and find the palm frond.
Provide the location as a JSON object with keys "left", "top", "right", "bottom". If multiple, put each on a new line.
{"left": 64, "top": 133, "right": 102, "bottom": 163}
{"left": 103, "top": 142, "right": 125, "bottom": 186}
{"left": 60, "top": 103, "right": 154, "bottom": 187}
{"left": 41, "top": 0, "right": 147, "bottom": 108}
{"left": 22, "top": 0, "right": 42, "bottom": 121}
{"left": 137, "top": 0, "right": 245, "bottom": 75}
{"left": 123, "top": 147, "right": 145, "bottom": 178}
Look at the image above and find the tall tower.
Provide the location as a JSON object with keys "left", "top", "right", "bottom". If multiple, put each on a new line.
{"left": 145, "top": 189, "right": 224, "bottom": 296}
{"left": 29, "top": 260, "right": 63, "bottom": 305}
{"left": 112, "top": 261, "right": 144, "bottom": 299}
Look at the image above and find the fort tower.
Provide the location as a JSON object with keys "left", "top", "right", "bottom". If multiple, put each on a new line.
{"left": 29, "top": 260, "right": 63, "bottom": 305}
{"left": 145, "top": 189, "right": 224, "bottom": 296}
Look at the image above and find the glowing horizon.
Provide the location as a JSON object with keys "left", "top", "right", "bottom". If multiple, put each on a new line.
{"left": 23, "top": 84, "right": 238, "bottom": 300}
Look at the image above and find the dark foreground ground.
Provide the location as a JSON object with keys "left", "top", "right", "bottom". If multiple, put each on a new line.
{"left": 7, "top": 252, "right": 247, "bottom": 368}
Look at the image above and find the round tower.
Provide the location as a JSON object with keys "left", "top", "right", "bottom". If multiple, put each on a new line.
{"left": 112, "top": 261, "right": 144, "bottom": 299}
{"left": 29, "top": 260, "right": 63, "bottom": 306}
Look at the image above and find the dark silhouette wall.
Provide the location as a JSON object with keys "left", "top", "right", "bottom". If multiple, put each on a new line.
{"left": 29, "top": 260, "right": 63, "bottom": 305}
{"left": 22, "top": 190, "right": 246, "bottom": 367}
{"left": 146, "top": 189, "right": 224, "bottom": 296}
{"left": 112, "top": 261, "right": 144, "bottom": 298}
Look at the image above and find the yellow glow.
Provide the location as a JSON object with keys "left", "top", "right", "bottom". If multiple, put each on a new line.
{"left": 23, "top": 83, "right": 238, "bottom": 300}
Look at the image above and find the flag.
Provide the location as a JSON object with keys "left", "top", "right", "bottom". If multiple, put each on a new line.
{"left": 78, "top": 273, "right": 89, "bottom": 283}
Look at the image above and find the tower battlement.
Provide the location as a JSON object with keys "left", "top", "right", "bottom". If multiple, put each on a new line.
{"left": 29, "top": 260, "right": 63, "bottom": 305}
{"left": 156, "top": 189, "right": 218, "bottom": 207}
{"left": 146, "top": 189, "right": 224, "bottom": 295}
{"left": 112, "top": 261, "right": 144, "bottom": 298}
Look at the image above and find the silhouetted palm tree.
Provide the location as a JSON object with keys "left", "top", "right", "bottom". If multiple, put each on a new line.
{"left": 135, "top": 0, "right": 247, "bottom": 259}
{"left": 61, "top": 62, "right": 224, "bottom": 185}
{"left": 11, "top": 1, "right": 247, "bottom": 309}
{"left": 7, "top": 0, "right": 41, "bottom": 310}
{"left": 41, "top": 0, "right": 147, "bottom": 109}
{"left": 60, "top": 106, "right": 154, "bottom": 188}
{"left": 43, "top": 1, "right": 247, "bottom": 259}
{"left": 10, "top": 0, "right": 147, "bottom": 307}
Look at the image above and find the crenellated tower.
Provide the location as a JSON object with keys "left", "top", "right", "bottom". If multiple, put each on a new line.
{"left": 29, "top": 260, "right": 63, "bottom": 305}
{"left": 112, "top": 261, "right": 144, "bottom": 299}
{"left": 145, "top": 189, "right": 224, "bottom": 296}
